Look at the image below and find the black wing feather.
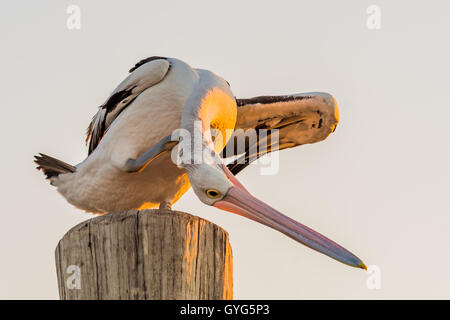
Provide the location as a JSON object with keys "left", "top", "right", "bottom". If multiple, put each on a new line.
{"left": 85, "top": 57, "right": 170, "bottom": 155}
{"left": 222, "top": 93, "right": 338, "bottom": 175}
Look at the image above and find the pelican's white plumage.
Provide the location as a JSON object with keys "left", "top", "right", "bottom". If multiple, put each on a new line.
{"left": 54, "top": 58, "right": 203, "bottom": 213}
{"left": 35, "top": 56, "right": 366, "bottom": 269}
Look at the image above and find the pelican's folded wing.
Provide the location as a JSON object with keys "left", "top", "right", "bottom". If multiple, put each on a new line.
{"left": 86, "top": 56, "right": 171, "bottom": 154}
{"left": 221, "top": 92, "right": 339, "bottom": 175}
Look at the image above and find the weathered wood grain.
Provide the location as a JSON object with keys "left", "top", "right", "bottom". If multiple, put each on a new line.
{"left": 55, "top": 209, "right": 233, "bottom": 300}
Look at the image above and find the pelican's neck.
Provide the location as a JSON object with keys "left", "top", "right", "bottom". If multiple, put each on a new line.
{"left": 196, "top": 87, "right": 237, "bottom": 153}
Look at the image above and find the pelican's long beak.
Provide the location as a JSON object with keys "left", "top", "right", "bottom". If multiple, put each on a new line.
{"left": 214, "top": 165, "right": 366, "bottom": 269}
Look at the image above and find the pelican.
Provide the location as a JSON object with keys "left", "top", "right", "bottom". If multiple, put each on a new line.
{"left": 34, "top": 56, "right": 365, "bottom": 269}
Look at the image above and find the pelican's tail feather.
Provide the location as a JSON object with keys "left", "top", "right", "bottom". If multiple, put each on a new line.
{"left": 34, "top": 153, "right": 76, "bottom": 180}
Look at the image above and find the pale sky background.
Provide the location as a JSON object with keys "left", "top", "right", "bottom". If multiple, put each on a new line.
{"left": 1, "top": 1, "right": 449, "bottom": 299}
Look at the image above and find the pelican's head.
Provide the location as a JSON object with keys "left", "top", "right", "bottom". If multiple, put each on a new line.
{"left": 187, "top": 162, "right": 233, "bottom": 206}
{"left": 185, "top": 159, "right": 366, "bottom": 270}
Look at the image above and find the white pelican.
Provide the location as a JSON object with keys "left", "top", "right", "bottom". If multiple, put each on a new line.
{"left": 35, "top": 56, "right": 365, "bottom": 269}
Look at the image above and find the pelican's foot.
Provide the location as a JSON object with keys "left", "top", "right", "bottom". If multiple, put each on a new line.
{"left": 159, "top": 201, "right": 172, "bottom": 210}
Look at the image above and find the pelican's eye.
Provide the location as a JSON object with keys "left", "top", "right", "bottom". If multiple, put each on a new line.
{"left": 206, "top": 189, "right": 221, "bottom": 199}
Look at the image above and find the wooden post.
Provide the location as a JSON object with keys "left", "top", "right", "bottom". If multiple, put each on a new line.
{"left": 55, "top": 209, "right": 233, "bottom": 300}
